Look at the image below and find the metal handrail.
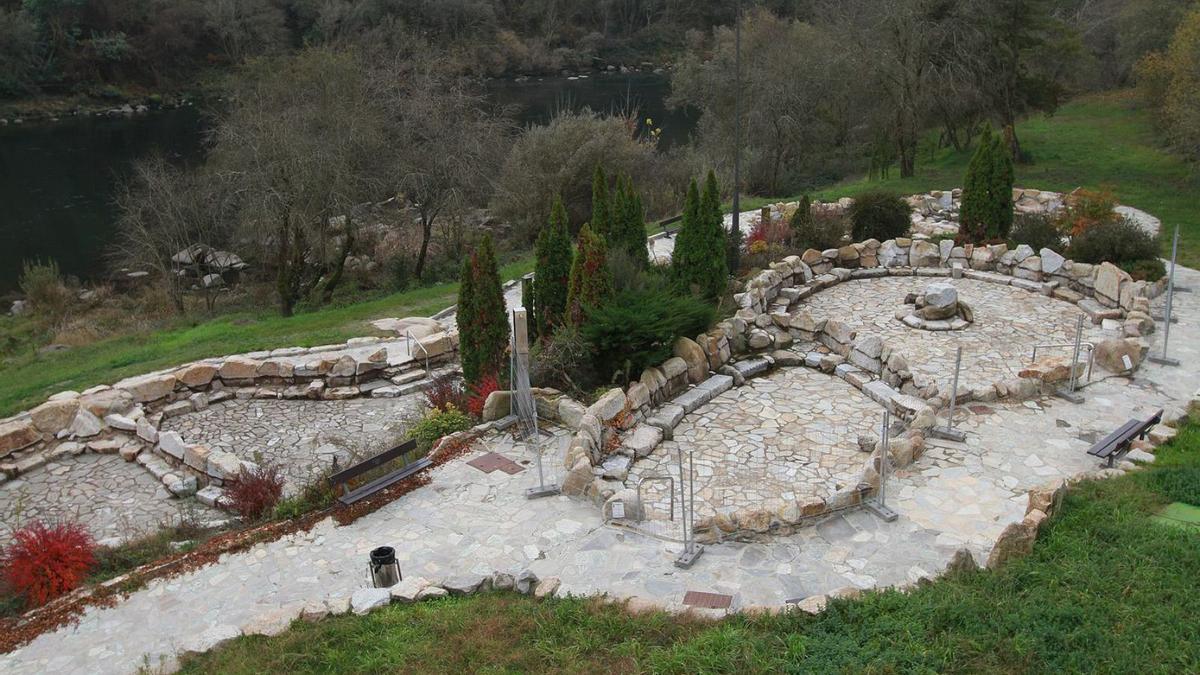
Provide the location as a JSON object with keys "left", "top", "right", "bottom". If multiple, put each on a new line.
{"left": 405, "top": 329, "right": 432, "bottom": 379}
{"left": 635, "top": 475, "right": 675, "bottom": 522}
{"left": 1031, "top": 342, "right": 1095, "bottom": 382}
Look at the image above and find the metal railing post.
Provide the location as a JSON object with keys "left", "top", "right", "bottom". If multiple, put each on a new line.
{"left": 1150, "top": 224, "right": 1181, "bottom": 367}
{"left": 931, "top": 346, "right": 966, "bottom": 442}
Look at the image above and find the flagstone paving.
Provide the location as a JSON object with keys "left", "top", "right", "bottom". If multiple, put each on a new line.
{"left": 633, "top": 367, "right": 881, "bottom": 521}
{"left": 0, "top": 453, "right": 223, "bottom": 548}
{"left": 161, "top": 397, "right": 425, "bottom": 495}
{"left": 1, "top": 267, "right": 1195, "bottom": 674}
{"left": 799, "top": 276, "right": 1109, "bottom": 390}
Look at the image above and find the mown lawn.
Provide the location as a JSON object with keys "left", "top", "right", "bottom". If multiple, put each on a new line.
{"left": 180, "top": 423, "right": 1200, "bottom": 674}
{"left": 0, "top": 258, "right": 533, "bottom": 417}
{"left": 747, "top": 90, "right": 1200, "bottom": 269}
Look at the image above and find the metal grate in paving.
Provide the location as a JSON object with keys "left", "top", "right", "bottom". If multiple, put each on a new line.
{"left": 466, "top": 452, "right": 526, "bottom": 475}
{"left": 682, "top": 591, "right": 733, "bottom": 609}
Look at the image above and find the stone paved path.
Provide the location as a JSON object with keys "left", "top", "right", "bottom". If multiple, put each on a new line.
{"left": 634, "top": 367, "right": 881, "bottom": 520}
{"left": 162, "top": 398, "right": 425, "bottom": 495}
{"left": 3, "top": 266, "right": 1196, "bottom": 675}
{"left": 0, "top": 454, "right": 222, "bottom": 548}
{"left": 801, "top": 276, "right": 1108, "bottom": 390}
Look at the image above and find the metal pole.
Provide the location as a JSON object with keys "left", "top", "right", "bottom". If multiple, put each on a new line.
{"left": 1055, "top": 315, "right": 1086, "bottom": 403}
{"left": 931, "top": 347, "right": 966, "bottom": 442}
{"left": 864, "top": 410, "right": 898, "bottom": 522}
{"left": 1150, "top": 225, "right": 1181, "bottom": 366}
{"left": 674, "top": 447, "right": 704, "bottom": 568}
{"left": 729, "top": 0, "right": 741, "bottom": 252}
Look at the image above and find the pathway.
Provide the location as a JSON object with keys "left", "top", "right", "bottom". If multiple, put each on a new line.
{"left": 4, "top": 264, "right": 1196, "bottom": 675}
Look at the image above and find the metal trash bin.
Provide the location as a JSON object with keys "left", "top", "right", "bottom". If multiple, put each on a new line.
{"left": 368, "top": 546, "right": 402, "bottom": 588}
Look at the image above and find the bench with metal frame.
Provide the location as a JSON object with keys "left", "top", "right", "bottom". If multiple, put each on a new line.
{"left": 327, "top": 439, "right": 431, "bottom": 505}
{"left": 1086, "top": 409, "right": 1162, "bottom": 468}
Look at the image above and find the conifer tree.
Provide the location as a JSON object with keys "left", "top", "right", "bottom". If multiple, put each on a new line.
{"left": 789, "top": 194, "right": 813, "bottom": 244}
{"left": 611, "top": 173, "right": 649, "bottom": 266}
{"left": 674, "top": 172, "right": 729, "bottom": 299}
{"left": 988, "top": 131, "right": 1015, "bottom": 239}
{"left": 534, "top": 196, "right": 573, "bottom": 335}
{"left": 960, "top": 125, "right": 1014, "bottom": 242}
{"left": 457, "top": 234, "right": 510, "bottom": 383}
{"left": 565, "top": 223, "right": 612, "bottom": 326}
{"left": 590, "top": 165, "right": 612, "bottom": 238}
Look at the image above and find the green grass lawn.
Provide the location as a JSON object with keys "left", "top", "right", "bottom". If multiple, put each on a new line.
{"left": 0, "top": 258, "right": 532, "bottom": 417}
{"left": 746, "top": 90, "right": 1200, "bottom": 269}
{"left": 179, "top": 423, "right": 1200, "bottom": 673}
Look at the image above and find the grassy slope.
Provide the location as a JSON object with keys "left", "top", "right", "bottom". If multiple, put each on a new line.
{"left": 745, "top": 91, "right": 1200, "bottom": 268}
{"left": 0, "top": 259, "right": 532, "bottom": 417}
{"left": 180, "top": 424, "right": 1200, "bottom": 673}
{"left": 3, "top": 91, "right": 1196, "bottom": 418}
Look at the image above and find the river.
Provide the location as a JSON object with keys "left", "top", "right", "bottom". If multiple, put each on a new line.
{"left": 0, "top": 73, "right": 691, "bottom": 293}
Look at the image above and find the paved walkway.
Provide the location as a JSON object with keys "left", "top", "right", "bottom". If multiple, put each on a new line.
{"left": 4, "top": 264, "right": 1196, "bottom": 675}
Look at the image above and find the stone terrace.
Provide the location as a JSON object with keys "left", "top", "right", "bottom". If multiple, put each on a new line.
{"left": 634, "top": 367, "right": 881, "bottom": 525}
{"left": 800, "top": 276, "right": 1109, "bottom": 391}
{"left": 161, "top": 397, "right": 425, "bottom": 495}
{"left": 0, "top": 453, "right": 223, "bottom": 547}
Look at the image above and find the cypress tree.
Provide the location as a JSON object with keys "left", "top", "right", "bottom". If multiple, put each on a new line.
{"left": 534, "top": 196, "right": 573, "bottom": 335}
{"left": 458, "top": 235, "right": 509, "bottom": 383}
{"left": 789, "top": 194, "right": 813, "bottom": 244}
{"left": 989, "top": 131, "right": 1015, "bottom": 240}
{"left": 960, "top": 125, "right": 994, "bottom": 243}
{"left": 565, "top": 223, "right": 612, "bottom": 326}
{"left": 590, "top": 165, "right": 612, "bottom": 238}
{"left": 611, "top": 173, "right": 649, "bottom": 266}
{"left": 700, "top": 170, "right": 730, "bottom": 298}
{"left": 455, "top": 254, "right": 479, "bottom": 383}
{"left": 672, "top": 178, "right": 702, "bottom": 293}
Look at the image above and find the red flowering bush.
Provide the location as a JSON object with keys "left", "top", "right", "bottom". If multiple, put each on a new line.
{"left": 467, "top": 373, "right": 501, "bottom": 419}
{"left": 2, "top": 521, "right": 96, "bottom": 608}
{"left": 425, "top": 373, "right": 468, "bottom": 412}
{"left": 226, "top": 461, "right": 285, "bottom": 521}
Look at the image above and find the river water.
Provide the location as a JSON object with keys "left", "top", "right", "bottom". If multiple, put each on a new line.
{"left": 0, "top": 73, "right": 690, "bottom": 292}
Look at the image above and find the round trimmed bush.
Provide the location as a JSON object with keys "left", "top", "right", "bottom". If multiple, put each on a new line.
{"left": 849, "top": 191, "right": 911, "bottom": 242}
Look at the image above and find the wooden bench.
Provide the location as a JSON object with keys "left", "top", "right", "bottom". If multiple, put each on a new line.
{"left": 327, "top": 439, "right": 431, "bottom": 506}
{"left": 1086, "top": 409, "right": 1163, "bottom": 467}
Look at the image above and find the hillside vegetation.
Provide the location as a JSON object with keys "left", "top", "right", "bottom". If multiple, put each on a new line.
{"left": 1, "top": 93, "right": 1195, "bottom": 419}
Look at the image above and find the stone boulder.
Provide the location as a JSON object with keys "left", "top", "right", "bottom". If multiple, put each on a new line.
{"left": 481, "top": 390, "right": 513, "bottom": 422}
{"left": 219, "top": 356, "right": 262, "bottom": 382}
{"left": 587, "top": 388, "right": 627, "bottom": 423}
{"left": 673, "top": 337, "right": 709, "bottom": 384}
{"left": 986, "top": 521, "right": 1037, "bottom": 569}
{"left": 0, "top": 419, "right": 40, "bottom": 457}
{"left": 123, "top": 373, "right": 177, "bottom": 403}
{"left": 30, "top": 398, "right": 80, "bottom": 434}
{"left": 909, "top": 240, "right": 939, "bottom": 267}
{"left": 1094, "top": 262, "right": 1129, "bottom": 308}
{"left": 922, "top": 282, "right": 958, "bottom": 320}
{"left": 177, "top": 363, "right": 219, "bottom": 389}
{"left": 80, "top": 388, "right": 134, "bottom": 417}
{"left": 1094, "top": 338, "right": 1145, "bottom": 374}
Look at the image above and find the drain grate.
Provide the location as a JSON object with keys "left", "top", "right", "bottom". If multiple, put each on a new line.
{"left": 467, "top": 452, "right": 526, "bottom": 475}
{"left": 682, "top": 591, "right": 733, "bottom": 609}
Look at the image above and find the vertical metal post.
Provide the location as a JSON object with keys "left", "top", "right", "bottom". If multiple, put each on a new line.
{"left": 730, "top": 0, "right": 741, "bottom": 238}
{"left": 674, "top": 447, "right": 704, "bottom": 568}
{"left": 517, "top": 308, "right": 558, "bottom": 499}
{"left": 931, "top": 346, "right": 966, "bottom": 442}
{"left": 864, "top": 410, "right": 898, "bottom": 522}
{"left": 1150, "top": 225, "right": 1181, "bottom": 366}
{"left": 1056, "top": 315, "right": 1086, "bottom": 403}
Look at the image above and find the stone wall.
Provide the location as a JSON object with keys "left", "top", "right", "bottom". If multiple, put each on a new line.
{"left": 0, "top": 326, "right": 459, "bottom": 502}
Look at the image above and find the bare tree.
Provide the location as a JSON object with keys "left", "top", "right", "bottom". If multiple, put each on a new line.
{"left": 374, "top": 52, "right": 513, "bottom": 279}
{"left": 111, "top": 156, "right": 230, "bottom": 314}
{"left": 211, "top": 47, "right": 387, "bottom": 316}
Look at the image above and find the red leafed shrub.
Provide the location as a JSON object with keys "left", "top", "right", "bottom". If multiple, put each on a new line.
{"left": 425, "top": 373, "right": 468, "bottom": 412}
{"left": 226, "top": 462, "right": 285, "bottom": 521}
{"left": 746, "top": 215, "right": 792, "bottom": 249}
{"left": 467, "top": 373, "right": 501, "bottom": 419}
{"left": 2, "top": 521, "right": 96, "bottom": 608}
